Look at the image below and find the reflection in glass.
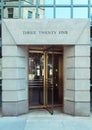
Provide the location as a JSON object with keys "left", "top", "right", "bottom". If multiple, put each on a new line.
{"left": 0, "top": 58, "right": 1, "bottom": 79}
{"left": 8, "top": 8, "right": 13, "bottom": 18}
{"left": 0, "top": 24, "right": 2, "bottom": 38}
{"left": 21, "top": 0, "right": 53, "bottom": 5}
{"left": 28, "top": 10, "right": 32, "bottom": 18}
{"left": 3, "top": 0, "right": 18, "bottom": 5}
{"left": 73, "top": 8, "right": 88, "bottom": 18}
{"left": 21, "top": 7, "right": 36, "bottom": 19}
{"left": 4, "top": 7, "right": 19, "bottom": 19}
{"left": 28, "top": 51, "right": 63, "bottom": 108}
{"left": 21, "top": 0, "right": 34, "bottom": 5}
{"left": 44, "top": 8, "right": 53, "bottom": 18}
{"left": 45, "top": 0, "right": 53, "bottom": 4}
{"left": 47, "top": 54, "right": 63, "bottom": 105}
{"left": 0, "top": 57, "right": 1, "bottom": 108}
{"left": 56, "top": 8, "right": 71, "bottom": 18}
{"left": 90, "top": 7, "right": 92, "bottom": 21}
{"left": 0, "top": 8, "right": 1, "bottom": 20}
{"left": 29, "top": 53, "right": 44, "bottom": 106}
{"left": 73, "top": 0, "right": 88, "bottom": 5}
{"left": 56, "top": 0, "right": 71, "bottom": 5}
{"left": 38, "top": 7, "right": 45, "bottom": 19}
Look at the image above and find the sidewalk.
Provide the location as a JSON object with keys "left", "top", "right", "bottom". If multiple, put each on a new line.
{"left": 0, "top": 109, "right": 92, "bottom": 130}
{"left": 22, "top": 109, "right": 92, "bottom": 130}
{"left": 0, "top": 117, "right": 26, "bottom": 130}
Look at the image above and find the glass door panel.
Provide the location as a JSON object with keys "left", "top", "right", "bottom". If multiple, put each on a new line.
{"left": 29, "top": 53, "right": 44, "bottom": 107}
{"left": 28, "top": 51, "right": 63, "bottom": 114}
{"left": 46, "top": 53, "right": 63, "bottom": 114}
{"left": 46, "top": 53, "right": 54, "bottom": 114}
{"left": 46, "top": 53, "right": 53, "bottom": 104}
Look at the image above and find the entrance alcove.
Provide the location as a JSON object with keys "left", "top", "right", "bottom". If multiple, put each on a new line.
{"left": 2, "top": 19, "right": 90, "bottom": 116}
{"left": 28, "top": 45, "right": 64, "bottom": 114}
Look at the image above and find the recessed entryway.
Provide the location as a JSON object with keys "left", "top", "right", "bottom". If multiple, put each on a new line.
{"left": 2, "top": 19, "right": 90, "bottom": 116}
{"left": 28, "top": 45, "right": 63, "bottom": 114}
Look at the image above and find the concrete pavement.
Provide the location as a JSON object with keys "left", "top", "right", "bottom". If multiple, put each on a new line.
{"left": 25, "top": 120, "right": 92, "bottom": 130}
{"left": 0, "top": 109, "right": 92, "bottom": 130}
{"left": 0, "top": 117, "right": 26, "bottom": 130}
{"left": 23, "top": 109, "right": 92, "bottom": 130}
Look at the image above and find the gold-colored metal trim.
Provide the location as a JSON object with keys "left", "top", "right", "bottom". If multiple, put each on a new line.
{"left": 29, "top": 50, "right": 63, "bottom": 54}
{"left": 46, "top": 52, "right": 63, "bottom": 54}
{"left": 29, "top": 50, "right": 44, "bottom": 53}
{"left": 28, "top": 49, "right": 63, "bottom": 112}
{"left": 29, "top": 105, "right": 46, "bottom": 109}
{"left": 29, "top": 104, "right": 63, "bottom": 109}
{"left": 44, "top": 52, "right": 46, "bottom": 106}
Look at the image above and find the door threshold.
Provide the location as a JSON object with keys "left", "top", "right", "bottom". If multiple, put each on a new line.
{"left": 28, "top": 106, "right": 63, "bottom": 115}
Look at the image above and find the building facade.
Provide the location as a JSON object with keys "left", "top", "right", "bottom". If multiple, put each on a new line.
{"left": 0, "top": 0, "right": 91, "bottom": 116}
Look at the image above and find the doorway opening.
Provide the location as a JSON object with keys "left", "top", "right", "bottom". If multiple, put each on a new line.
{"left": 28, "top": 45, "right": 63, "bottom": 114}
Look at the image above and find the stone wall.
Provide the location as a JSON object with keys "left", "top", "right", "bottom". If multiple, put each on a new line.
{"left": 2, "top": 19, "right": 90, "bottom": 116}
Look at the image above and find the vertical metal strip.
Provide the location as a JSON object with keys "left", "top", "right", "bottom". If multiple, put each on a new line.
{"left": 53, "top": 0, "right": 56, "bottom": 18}
{"left": 44, "top": 52, "right": 46, "bottom": 106}
{"left": 51, "top": 51, "right": 54, "bottom": 115}
{"left": 88, "top": 0, "right": 90, "bottom": 19}
{"left": 1, "top": 0, "right": 4, "bottom": 19}
{"left": 19, "top": 0, "right": 21, "bottom": 18}
{"left": 71, "top": 0, "right": 73, "bottom": 18}
{"left": 36, "top": 0, "right": 38, "bottom": 18}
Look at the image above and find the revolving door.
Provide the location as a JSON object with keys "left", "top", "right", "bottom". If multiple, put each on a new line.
{"left": 28, "top": 50, "right": 63, "bottom": 114}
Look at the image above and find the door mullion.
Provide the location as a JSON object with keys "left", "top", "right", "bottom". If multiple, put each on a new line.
{"left": 51, "top": 52, "right": 54, "bottom": 115}
{"left": 44, "top": 52, "right": 47, "bottom": 106}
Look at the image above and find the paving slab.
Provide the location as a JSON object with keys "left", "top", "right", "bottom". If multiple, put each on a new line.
{"left": 0, "top": 117, "right": 26, "bottom": 130}
{"left": 0, "top": 109, "right": 92, "bottom": 130}
{"left": 24, "top": 119, "right": 92, "bottom": 130}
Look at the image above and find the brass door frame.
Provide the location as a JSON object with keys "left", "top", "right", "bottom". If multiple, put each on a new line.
{"left": 28, "top": 50, "right": 63, "bottom": 110}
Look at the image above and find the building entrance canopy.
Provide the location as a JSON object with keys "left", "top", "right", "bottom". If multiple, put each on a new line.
{"left": 2, "top": 19, "right": 89, "bottom": 45}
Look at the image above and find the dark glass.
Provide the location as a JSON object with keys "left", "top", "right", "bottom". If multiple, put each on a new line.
{"left": 0, "top": 79, "right": 2, "bottom": 108}
{"left": 8, "top": 8, "right": 13, "bottom": 18}
{"left": 29, "top": 53, "right": 44, "bottom": 106}
{"left": 90, "top": 27, "right": 92, "bottom": 38}
{"left": 0, "top": 9, "right": 1, "bottom": 20}
{"left": 90, "top": 48, "right": 92, "bottom": 84}
{"left": 4, "top": 7, "right": 19, "bottom": 18}
{"left": 90, "top": 48, "right": 92, "bottom": 111}
{"left": 0, "top": 24, "right": 2, "bottom": 38}
{"left": 47, "top": 54, "right": 63, "bottom": 105}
